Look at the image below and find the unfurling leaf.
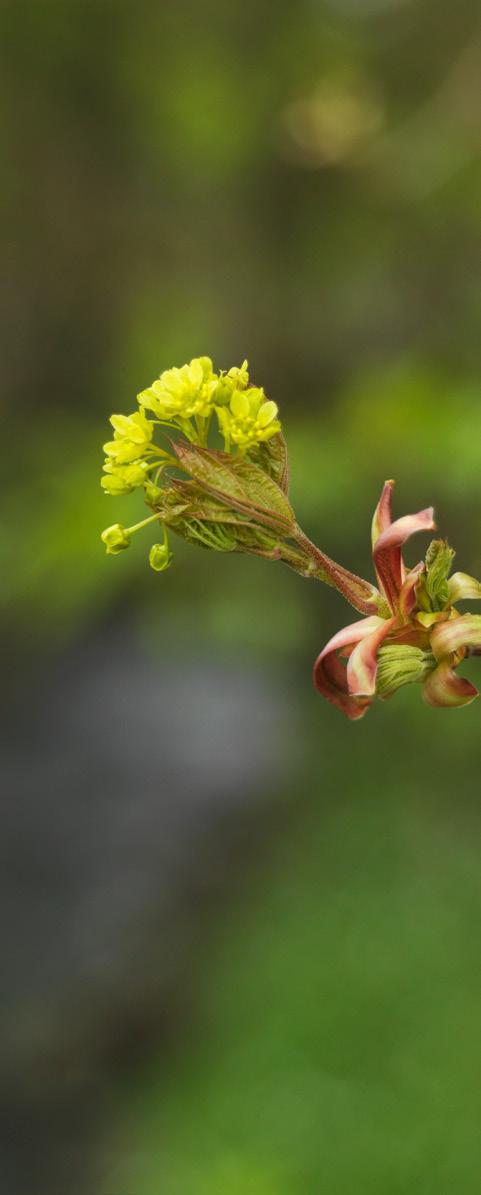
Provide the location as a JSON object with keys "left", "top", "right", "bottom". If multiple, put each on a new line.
{"left": 424, "top": 539, "right": 455, "bottom": 611}
{"left": 247, "top": 432, "right": 290, "bottom": 494}
{"left": 172, "top": 441, "right": 295, "bottom": 534}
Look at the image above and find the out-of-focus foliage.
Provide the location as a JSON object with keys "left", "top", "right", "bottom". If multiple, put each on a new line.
{"left": 3, "top": 0, "right": 481, "bottom": 654}
{"left": 3, "top": 0, "right": 481, "bottom": 1190}
{"left": 108, "top": 699, "right": 481, "bottom": 1195}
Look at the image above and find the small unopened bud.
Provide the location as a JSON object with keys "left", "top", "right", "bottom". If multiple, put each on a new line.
{"left": 101, "top": 523, "right": 130, "bottom": 554}
{"left": 149, "top": 541, "right": 173, "bottom": 572}
{"left": 208, "top": 377, "right": 233, "bottom": 406}
{"left": 424, "top": 539, "right": 455, "bottom": 611}
{"left": 144, "top": 481, "right": 164, "bottom": 505}
{"left": 376, "top": 644, "right": 432, "bottom": 696}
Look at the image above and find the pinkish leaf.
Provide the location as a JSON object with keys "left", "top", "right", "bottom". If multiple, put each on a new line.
{"left": 430, "top": 613, "right": 481, "bottom": 661}
{"left": 423, "top": 659, "right": 478, "bottom": 708}
{"left": 371, "top": 479, "right": 395, "bottom": 548}
{"left": 313, "top": 616, "right": 385, "bottom": 719}
{"left": 398, "top": 562, "right": 425, "bottom": 622}
{"left": 447, "top": 573, "right": 481, "bottom": 604}
{"left": 373, "top": 494, "right": 435, "bottom": 612}
{"left": 347, "top": 616, "right": 397, "bottom": 697}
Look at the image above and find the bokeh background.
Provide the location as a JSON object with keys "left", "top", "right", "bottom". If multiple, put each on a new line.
{"left": 3, "top": 1, "right": 481, "bottom": 1192}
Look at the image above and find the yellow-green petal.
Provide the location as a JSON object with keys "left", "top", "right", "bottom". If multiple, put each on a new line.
{"left": 257, "top": 400, "right": 278, "bottom": 428}
{"left": 230, "top": 390, "right": 250, "bottom": 419}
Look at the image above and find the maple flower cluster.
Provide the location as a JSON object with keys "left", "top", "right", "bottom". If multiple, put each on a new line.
{"left": 99, "top": 356, "right": 481, "bottom": 719}
{"left": 101, "top": 356, "right": 279, "bottom": 498}
{"left": 101, "top": 356, "right": 280, "bottom": 569}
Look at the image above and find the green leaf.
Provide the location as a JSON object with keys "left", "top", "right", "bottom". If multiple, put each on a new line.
{"left": 246, "top": 432, "right": 290, "bottom": 493}
{"left": 172, "top": 441, "right": 295, "bottom": 534}
{"left": 168, "top": 479, "right": 257, "bottom": 525}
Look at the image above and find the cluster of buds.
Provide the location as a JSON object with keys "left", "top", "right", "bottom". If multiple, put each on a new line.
{"left": 100, "top": 358, "right": 481, "bottom": 719}
{"left": 314, "top": 481, "right": 481, "bottom": 718}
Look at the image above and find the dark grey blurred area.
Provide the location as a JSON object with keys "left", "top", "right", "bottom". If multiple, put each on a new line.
{"left": 0, "top": 627, "right": 291, "bottom": 1194}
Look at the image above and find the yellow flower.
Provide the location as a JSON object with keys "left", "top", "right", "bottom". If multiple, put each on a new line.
{"left": 216, "top": 386, "right": 280, "bottom": 450}
{"left": 208, "top": 359, "right": 250, "bottom": 406}
{"left": 103, "top": 410, "right": 153, "bottom": 464}
{"left": 138, "top": 356, "right": 215, "bottom": 420}
{"left": 101, "top": 459, "right": 151, "bottom": 495}
{"left": 228, "top": 359, "right": 249, "bottom": 389}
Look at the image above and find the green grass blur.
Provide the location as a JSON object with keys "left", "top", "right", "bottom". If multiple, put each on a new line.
{"left": 108, "top": 694, "right": 481, "bottom": 1194}
{"left": 3, "top": 0, "right": 481, "bottom": 1190}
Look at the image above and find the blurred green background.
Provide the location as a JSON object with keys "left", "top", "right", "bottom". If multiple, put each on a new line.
{"left": 3, "top": 1, "right": 481, "bottom": 1192}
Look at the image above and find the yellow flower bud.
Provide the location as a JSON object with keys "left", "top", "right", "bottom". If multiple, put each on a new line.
{"left": 101, "top": 523, "right": 131, "bottom": 554}
{"left": 149, "top": 541, "right": 173, "bottom": 572}
{"left": 144, "top": 481, "right": 164, "bottom": 505}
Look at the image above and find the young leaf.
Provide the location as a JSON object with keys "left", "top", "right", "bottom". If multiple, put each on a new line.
{"left": 247, "top": 432, "right": 290, "bottom": 494}
{"left": 172, "top": 441, "right": 295, "bottom": 534}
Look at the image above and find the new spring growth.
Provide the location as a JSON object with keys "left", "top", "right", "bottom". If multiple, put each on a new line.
{"left": 314, "top": 481, "right": 481, "bottom": 719}
{"left": 100, "top": 358, "right": 481, "bottom": 717}
{"left": 149, "top": 527, "right": 173, "bottom": 573}
{"left": 100, "top": 356, "right": 283, "bottom": 570}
